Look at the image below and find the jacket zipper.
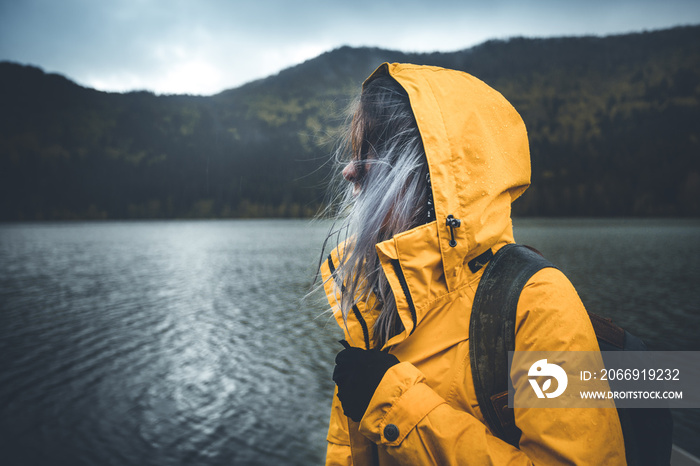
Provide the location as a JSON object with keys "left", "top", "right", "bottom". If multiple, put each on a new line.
{"left": 390, "top": 259, "right": 418, "bottom": 335}
{"left": 351, "top": 305, "right": 371, "bottom": 350}
{"left": 327, "top": 255, "right": 371, "bottom": 350}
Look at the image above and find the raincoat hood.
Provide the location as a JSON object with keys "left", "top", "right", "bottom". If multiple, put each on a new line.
{"left": 369, "top": 63, "right": 530, "bottom": 292}
{"left": 323, "top": 63, "right": 531, "bottom": 348}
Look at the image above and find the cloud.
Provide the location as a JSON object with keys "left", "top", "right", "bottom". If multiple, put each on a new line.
{"left": 1, "top": 0, "right": 698, "bottom": 95}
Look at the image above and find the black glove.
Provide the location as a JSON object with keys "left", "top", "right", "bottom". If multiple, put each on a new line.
{"left": 332, "top": 341, "right": 399, "bottom": 422}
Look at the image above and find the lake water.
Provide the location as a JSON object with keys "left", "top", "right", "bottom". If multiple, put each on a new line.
{"left": 1, "top": 219, "right": 698, "bottom": 465}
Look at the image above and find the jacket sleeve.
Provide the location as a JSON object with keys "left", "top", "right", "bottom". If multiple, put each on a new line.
{"left": 356, "top": 267, "right": 626, "bottom": 465}
{"left": 326, "top": 386, "right": 353, "bottom": 466}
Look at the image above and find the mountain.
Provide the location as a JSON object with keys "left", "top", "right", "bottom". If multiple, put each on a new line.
{"left": 1, "top": 25, "right": 699, "bottom": 220}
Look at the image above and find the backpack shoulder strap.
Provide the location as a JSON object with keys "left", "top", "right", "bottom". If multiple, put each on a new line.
{"left": 469, "top": 244, "right": 556, "bottom": 445}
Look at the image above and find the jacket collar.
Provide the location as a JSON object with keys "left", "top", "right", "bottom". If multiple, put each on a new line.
{"left": 322, "top": 220, "right": 515, "bottom": 350}
{"left": 375, "top": 220, "right": 514, "bottom": 348}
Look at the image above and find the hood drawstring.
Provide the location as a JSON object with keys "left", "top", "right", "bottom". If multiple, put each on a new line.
{"left": 446, "top": 215, "right": 461, "bottom": 247}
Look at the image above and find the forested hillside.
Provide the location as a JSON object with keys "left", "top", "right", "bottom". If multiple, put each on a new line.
{"left": 1, "top": 25, "right": 698, "bottom": 220}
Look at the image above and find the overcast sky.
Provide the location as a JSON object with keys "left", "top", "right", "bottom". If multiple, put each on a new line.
{"left": 1, "top": 0, "right": 698, "bottom": 95}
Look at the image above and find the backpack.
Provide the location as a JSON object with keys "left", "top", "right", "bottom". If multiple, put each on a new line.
{"left": 469, "top": 243, "right": 673, "bottom": 466}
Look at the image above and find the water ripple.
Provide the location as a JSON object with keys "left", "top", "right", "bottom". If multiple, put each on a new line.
{"left": 1, "top": 219, "right": 698, "bottom": 464}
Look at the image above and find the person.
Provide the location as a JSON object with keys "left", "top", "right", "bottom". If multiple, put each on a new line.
{"left": 318, "top": 63, "right": 626, "bottom": 465}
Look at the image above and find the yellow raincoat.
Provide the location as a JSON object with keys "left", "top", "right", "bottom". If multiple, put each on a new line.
{"left": 321, "top": 63, "right": 626, "bottom": 465}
